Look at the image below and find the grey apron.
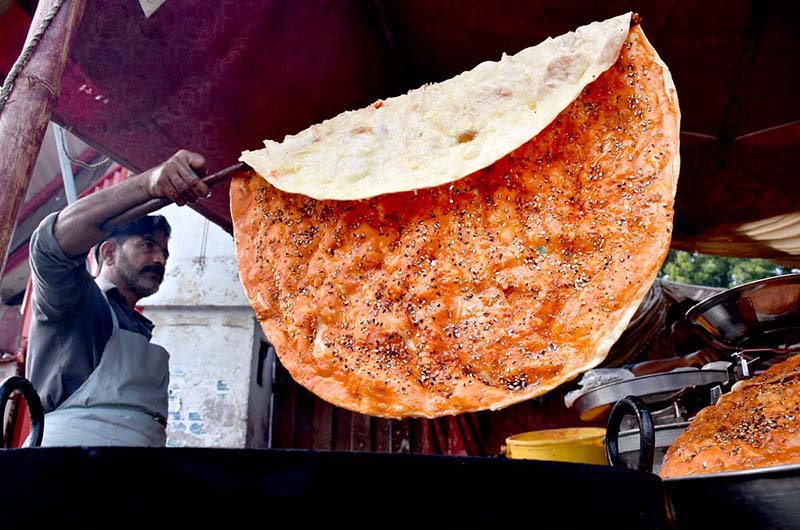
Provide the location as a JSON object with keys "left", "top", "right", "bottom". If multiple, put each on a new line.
{"left": 38, "top": 291, "right": 169, "bottom": 447}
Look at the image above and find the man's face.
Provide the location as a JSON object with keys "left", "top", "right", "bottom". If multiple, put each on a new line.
{"left": 113, "top": 231, "right": 170, "bottom": 298}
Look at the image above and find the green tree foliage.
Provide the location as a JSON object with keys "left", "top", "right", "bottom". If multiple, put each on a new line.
{"left": 658, "top": 250, "right": 796, "bottom": 288}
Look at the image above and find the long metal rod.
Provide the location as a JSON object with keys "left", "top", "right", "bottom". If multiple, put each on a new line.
{"left": 53, "top": 123, "right": 77, "bottom": 204}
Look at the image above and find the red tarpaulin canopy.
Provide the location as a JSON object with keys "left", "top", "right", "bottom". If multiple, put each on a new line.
{"left": 3, "top": 0, "right": 799, "bottom": 263}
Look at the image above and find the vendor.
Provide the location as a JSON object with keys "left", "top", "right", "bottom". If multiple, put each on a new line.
{"left": 26, "top": 150, "right": 208, "bottom": 447}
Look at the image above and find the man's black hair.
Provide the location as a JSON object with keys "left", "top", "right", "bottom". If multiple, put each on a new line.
{"left": 93, "top": 215, "right": 172, "bottom": 265}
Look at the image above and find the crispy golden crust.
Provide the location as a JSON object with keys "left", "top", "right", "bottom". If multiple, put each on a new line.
{"left": 231, "top": 25, "right": 679, "bottom": 418}
{"left": 660, "top": 354, "right": 800, "bottom": 478}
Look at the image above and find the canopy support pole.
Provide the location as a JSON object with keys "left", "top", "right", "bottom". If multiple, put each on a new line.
{"left": 0, "top": 0, "right": 86, "bottom": 277}
{"left": 53, "top": 123, "right": 77, "bottom": 204}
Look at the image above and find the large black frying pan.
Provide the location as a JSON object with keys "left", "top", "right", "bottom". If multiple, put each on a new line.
{"left": 603, "top": 273, "right": 800, "bottom": 529}
{"left": 607, "top": 396, "right": 800, "bottom": 530}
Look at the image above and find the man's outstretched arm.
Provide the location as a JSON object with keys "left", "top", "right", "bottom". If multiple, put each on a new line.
{"left": 53, "top": 150, "right": 209, "bottom": 258}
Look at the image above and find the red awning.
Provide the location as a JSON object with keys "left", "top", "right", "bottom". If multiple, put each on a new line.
{"left": 6, "top": 0, "right": 800, "bottom": 262}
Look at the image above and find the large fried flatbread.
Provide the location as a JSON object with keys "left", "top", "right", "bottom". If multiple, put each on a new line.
{"left": 231, "top": 15, "right": 680, "bottom": 418}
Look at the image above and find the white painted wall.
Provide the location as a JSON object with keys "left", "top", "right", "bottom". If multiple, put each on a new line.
{"left": 138, "top": 204, "right": 272, "bottom": 448}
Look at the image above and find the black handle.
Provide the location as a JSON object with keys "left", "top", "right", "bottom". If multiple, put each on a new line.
{"left": 605, "top": 395, "right": 655, "bottom": 473}
{"left": 0, "top": 376, "right": 45, "bottom": 448}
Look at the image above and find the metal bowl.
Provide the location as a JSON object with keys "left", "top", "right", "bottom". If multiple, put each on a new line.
{"left": 685, "top": 273, "right": 800, "bottom": 353}
{"left": 606, "top": 396, "right": 800, "bottom": 530}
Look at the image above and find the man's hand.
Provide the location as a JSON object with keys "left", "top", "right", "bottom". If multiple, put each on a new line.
{"left": 145, "top": 150, "right": 209, "bottom": 206}
{"left": 53, "top": 149, "right": 211, "bottom": 258}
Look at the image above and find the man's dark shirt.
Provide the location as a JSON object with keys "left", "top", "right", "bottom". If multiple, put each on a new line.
{"left": 26, "top": 213, "right": 155, "bottom": 413}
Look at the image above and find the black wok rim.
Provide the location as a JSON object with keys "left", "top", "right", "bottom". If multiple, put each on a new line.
{"left": 664, "top": 461, "right": 800, "bottom": 482}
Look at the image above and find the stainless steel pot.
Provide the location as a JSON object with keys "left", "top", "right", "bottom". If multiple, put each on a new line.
{"left": 686, "top": 273, "right": 800, "bottom": 362}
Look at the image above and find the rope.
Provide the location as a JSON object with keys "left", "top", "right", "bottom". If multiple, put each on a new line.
{"left": 68, "top": 153, "right": 112, "bottom": 169}
{"left": 0, "top": 0, "right": 70, "bottom": 115}
{"left": 198, "top": 217, "right": 210, "bottom": 274}
{"left": 200, "top": 217, "right": 209, "bottom": 257}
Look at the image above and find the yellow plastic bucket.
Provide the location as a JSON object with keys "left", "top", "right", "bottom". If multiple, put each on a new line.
{"left": 504, "top": 427, "right": 608, "bottom": 465}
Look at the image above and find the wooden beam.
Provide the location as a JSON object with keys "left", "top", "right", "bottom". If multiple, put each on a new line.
{"left": 0, "top": 0, "right": 86, "bottom": 275}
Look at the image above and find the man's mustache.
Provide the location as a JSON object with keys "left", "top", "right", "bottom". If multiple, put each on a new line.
{"left": 140, "top": 265, "right": 165, "bottom": 280}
